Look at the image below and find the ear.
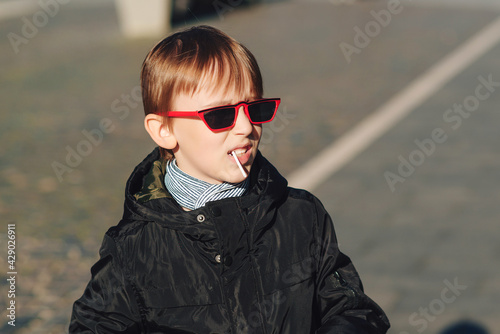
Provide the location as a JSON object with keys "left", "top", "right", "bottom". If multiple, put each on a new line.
{"left": 144, "top": 114, "right": 177, "bottom": 149}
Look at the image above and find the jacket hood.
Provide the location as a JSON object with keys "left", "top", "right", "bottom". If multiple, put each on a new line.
{"left": 121, "top": 147, "right": 288, "bottom": 230}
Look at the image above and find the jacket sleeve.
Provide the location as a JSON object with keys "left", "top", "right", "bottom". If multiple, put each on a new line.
{"left": 313, "top": 198, "right": 390, "bottom": 334}
{"left": 69, "top": 233, "right": 144, "bottom": 333}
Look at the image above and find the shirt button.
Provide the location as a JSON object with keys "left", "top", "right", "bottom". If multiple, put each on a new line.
{"left": 215, "top": 254, "right": 221, "bottom": 263}
{"left": 196, "top": 214, "right": 205, "bottom": 223}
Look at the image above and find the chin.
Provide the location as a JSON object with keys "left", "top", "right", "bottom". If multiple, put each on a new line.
{"left": 226, "top": 174, "right": 247, "bottom": 184}
{"left": 229, "top": 177, "right": 246, "bottom": 184}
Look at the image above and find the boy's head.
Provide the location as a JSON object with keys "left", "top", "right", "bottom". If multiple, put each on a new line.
{"left": 142, "top": 26, "right": 276, "bottom": 185}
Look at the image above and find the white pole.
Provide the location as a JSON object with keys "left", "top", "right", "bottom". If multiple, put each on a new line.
{"left": 115, "top": 0, "right": 172, "bottom": 38}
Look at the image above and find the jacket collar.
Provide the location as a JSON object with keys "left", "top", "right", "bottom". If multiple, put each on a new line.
{"left": 122, "top": 147, "right": 288, "bottom": 229}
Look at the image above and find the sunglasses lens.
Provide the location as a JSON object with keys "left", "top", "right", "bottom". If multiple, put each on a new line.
{"left": 203, "top": 107, "right": 235, "bottom": 130}
{"left": 201, "top": 100, "right": 278, "bottom": 131}
{"left": 248, "top": 101, "right": 277, "bottom": 123}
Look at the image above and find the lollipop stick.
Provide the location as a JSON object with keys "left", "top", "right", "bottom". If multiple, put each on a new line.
{"left": 231, "top": 151, "right": 248, "bottom": 178}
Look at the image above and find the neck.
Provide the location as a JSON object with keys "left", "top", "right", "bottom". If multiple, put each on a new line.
{"left": 164, "top": 159, "right": 249, "bottom": 210}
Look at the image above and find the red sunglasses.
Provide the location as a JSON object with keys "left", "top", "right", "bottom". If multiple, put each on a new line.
{"left": 157, "top": 98, "right": 281, "bottom": 132}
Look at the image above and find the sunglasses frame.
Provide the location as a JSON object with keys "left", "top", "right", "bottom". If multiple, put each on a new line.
{"left": 157, "top": 98, "right": 281, "bottom": 132}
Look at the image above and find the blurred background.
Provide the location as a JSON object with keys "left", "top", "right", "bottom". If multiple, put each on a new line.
{"left": 1, "top": 0, "right": 499, "bottom": 333}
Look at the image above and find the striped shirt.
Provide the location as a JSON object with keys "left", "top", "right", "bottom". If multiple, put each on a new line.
{"left": 164, "top": 159, "right": 249, "bottom": 210}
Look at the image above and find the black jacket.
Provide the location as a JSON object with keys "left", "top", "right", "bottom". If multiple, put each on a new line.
{"left": 70, "top": 148, "right": 390, "bottom": 333}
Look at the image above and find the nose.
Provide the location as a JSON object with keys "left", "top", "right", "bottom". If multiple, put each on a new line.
{"left": 232, "top": 106, "right": 253, "bottom": 135}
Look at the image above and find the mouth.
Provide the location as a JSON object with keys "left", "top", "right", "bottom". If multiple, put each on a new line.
{"left": 227, "top": 145, "right": 253, "bottom": 166}
{"left": 227, "top": 145, "right": 251, "bottom": 157}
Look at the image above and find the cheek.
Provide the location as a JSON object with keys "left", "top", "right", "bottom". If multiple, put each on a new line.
{"left": 176, "top": 121, "right": 226, "bottom": 154}
{"left": 254, "top": 125, "right": 263, "bottom": 141}
{"left": 173, "top": 120, "right": 206, "bottom": 144}
{"left": 196, "top": 135, "right": 222, "bottom": 155}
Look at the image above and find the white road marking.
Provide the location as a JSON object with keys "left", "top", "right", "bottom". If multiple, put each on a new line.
{"left": 287, "top": 16, "right": 500, "bottom": 191}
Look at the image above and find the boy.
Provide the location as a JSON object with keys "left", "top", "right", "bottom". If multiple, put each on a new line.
{"left": 70, "top": 25, "right": 389, "bottom": 333}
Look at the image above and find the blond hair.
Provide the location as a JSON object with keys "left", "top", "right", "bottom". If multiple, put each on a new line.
{"left": 141, "top": 25, "right": 263, "bottom": 159}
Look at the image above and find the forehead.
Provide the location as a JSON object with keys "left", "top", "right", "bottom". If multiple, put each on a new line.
{"left": 202, "top": 77, "right": 255, "bottom": 102}
{"left": 173, "top": 84, "right": 254, "bottom": 111}
{"left": 174, "top": 67, "right": 257, "bottom": 109}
